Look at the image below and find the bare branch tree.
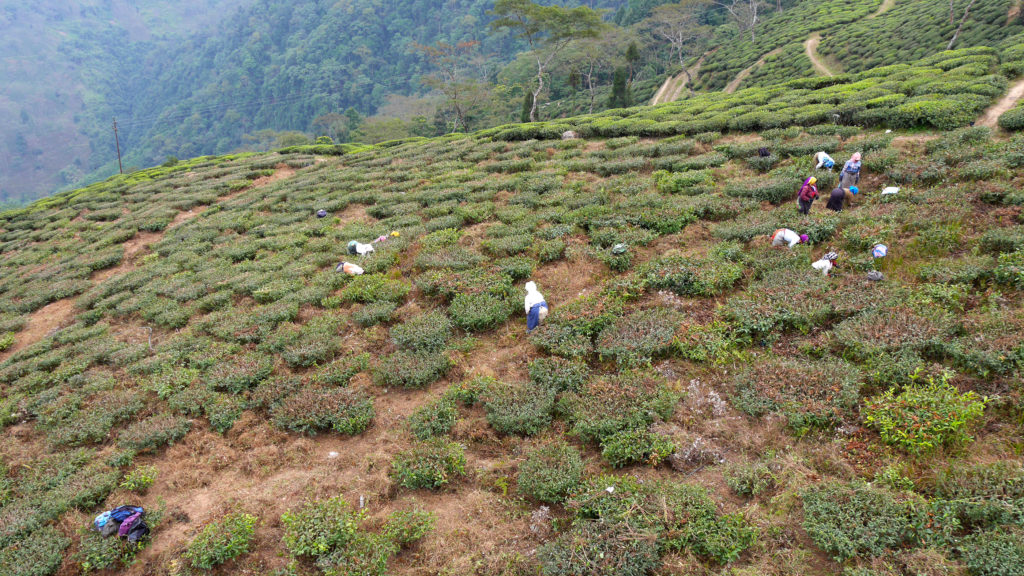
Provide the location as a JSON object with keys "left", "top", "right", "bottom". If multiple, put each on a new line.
{"left": 713, "top": 0, "right": 766, "bottom": 41}
{"left": 947, "top": 0, "right": 978, "bottom": 50}
{"left": 646, "top": 1, "right": 711, "bottom": 85}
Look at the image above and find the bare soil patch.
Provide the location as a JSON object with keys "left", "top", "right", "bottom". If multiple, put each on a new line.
{"left": 978, "top": 77, "right": 1024, "bottom": 128}
{"left": 0, "top": 297, "right": 77, "bottom": 361}
{"left": 725, "top": 48, "right": 782, "bottom": 94}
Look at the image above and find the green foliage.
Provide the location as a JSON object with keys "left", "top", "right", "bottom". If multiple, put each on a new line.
{"left": 862, "top": 370, "right": 987, "bottom": 453}
{"left": 959, "top": 529, "right": 1024, "bottom": 576}
{"left": 0, "top": 525, "right": 70, "bottom": 576}
{"left": 448, "top": 292, "right": 510, "bottom": 331}
{"left": 185, "top": 512, "right": 258, "bottom": 570}
{"left": 374, "top": 350, "right": 452, "bottom": 389}
{"left": 120, "top": 464, "right": 158, "bottom": 493}
{"left": 390, "top": 438, "right": 467, "bottom": 490}
{"left": 724, "top": 460, "right": 777, "bottom": 498}
{"left": 802, "top": 481, "right": 919, "bottom": 562}
{"left": 341, "top": 275, "right": 411, "bottom": 304}
{"left": 117, "top": 413, "right": 191, "bottom": 452}
{"left": 381, "top": 508, "right": 436, "bottom": 547}
{"left": 282, "top": 497, "right": 363, "bottom": 557}
{"left": 600, "top": 427, "right": 675, "bottom": 468}
{"left": 517, "top": 441, "right": 584, "bottom": 503}
{"left": 407, "top": 397, "right": 458, "bottom": 440}
{"left": 640, "top": 251, "right": 743, "bottom": 297}
{"left": 596, "top": 307, "right": 681, "bottom": 367}
{"left": 537, "top": 520, "right": 659, "bottom": 576}
{"left": 527, "top": 356, "right": 590, "bottom": 393}
{"left": 352, "top": 301, "right": 398, "bottom": 327}
{"left": 561, "top": 370, "right": 678, "bottom": 444}
{"left": 315, "top": 531, "right": 397, "bottom": 576}
{"left": 732, "top": 358, "right": 862, "bottom": 432}
{"left": 391, "top": 311, "right": 452, "bottom": 352}
{"left": 483, "top": 380, "right": 555, "bottom": 436}
{"left": 999, "top": 104, "right": 1024, "bottom": 131}
{"left": 271, "top": 387, "right": 374, "bottom": 436}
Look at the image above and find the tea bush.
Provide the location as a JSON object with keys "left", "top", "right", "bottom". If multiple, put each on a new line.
{"left": 862, "top": 370, "right": 987, "bottom": 454}
{"left": 595, "top": 308, "right": 681, "bottom": 367}
{"left": 374, "top": 350, "right": 452, "bottom": 389}
{"left": 341, "top": 275, "right": 411, "bottom": 304}
{"left": 407, "top": 396, "right": 458, "bottom": 440}
{"left": 802, "top": 481, "right": 920, "bottom": 562}
{"left": 390, "top": 438, "right": 467, "bottom": 490}
{"left": 640, "top": 251, "right": 743, "bottom": 297}
{"left": 0, "top": 525, "right": 70, "bottom": 576}
{"left": 282, "top": 496, "right": 363, "bottom": 557}
{"left": 527, "top": 356, "right": 590, "bottom": 393}
{"left": 448, "top": 292, "right": 510, "bottom": 331}
{"left": 119, "top": 464, "right": 157, "bottom": 493}
{"left": 723, "top": 460, "right": 777, "bottom": 498}
{"left": 352, "top": 301, "right": 397, "bottom": 327}
{"left": 517, "top": 441, "right": 584, "bottom": 503}
{"left": 482, "top": 381, "right": 555, "bottom": 436}
{"left": 561, "top": 370, "right": 678, "bottom": 444}
{"left": 271, "top": 387, "right": 374, "bottom": 436}
{"left": 959, "top": 529, "right": 1024, "bottom": 576}
{"left": 391, "top": 311, "right": 452, "bottom": 352}
{"left": 732, "top": 358, "right": 861, "bottom": 432}
{"left": 600, "top": 427, "right": 676, "bottom": 468}
{"left": 315, "top": 531, "right": 397, "bottom": 576}
{"left": 381, "top": 508, "right": 435, "bottom": 547}
{"left": 184, "top": 512, "right": 258, "bottom": 569}
{"left": 537, "top": 520, "right": 660, "bottom": 576}
{"left": 117, "top": 413, "right": 191, "bottom": 452}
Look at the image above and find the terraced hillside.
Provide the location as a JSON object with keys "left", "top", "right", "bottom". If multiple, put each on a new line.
{"left": 1, "top": 48, "right": 1024, "bottom": 576}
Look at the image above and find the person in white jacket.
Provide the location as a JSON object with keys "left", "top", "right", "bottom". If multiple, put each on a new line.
{"left": 814, "top": 151, "right": 836, "bottom": 170}
{"left": 771, "top": 228, "right": 809, "bottom": 248}
{"left": 812, "top": 251, "right": 839, "bottom": 276}
{"left": 524, "top": 281, "right": 548, "bottom": 332}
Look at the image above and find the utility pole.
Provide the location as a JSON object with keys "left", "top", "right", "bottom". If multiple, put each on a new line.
{"left": 113, "top": 118, "right": 123, "bottom": 174}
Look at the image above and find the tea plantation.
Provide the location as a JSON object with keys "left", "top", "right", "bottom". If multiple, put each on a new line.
{"left": 1, "top": 46, "right": 1024, "bottom": 576}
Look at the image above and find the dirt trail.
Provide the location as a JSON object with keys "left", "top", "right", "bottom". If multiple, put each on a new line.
{"left": 977, "top": 77, "right": 1024, "bottom": 128}
{"left": 650, "top": 54, "right": 708, "bottom": 105}
{"left": 724, "top": 48, "right": 782, "bottom": 94}
{"left": 0, "top": 298, "right": 77, "bottom": 361}
{"left": 871, "top": 0, "right": 896, "bottom": 18}
{"left": 1009, "top": 0, "right": 1021, "bottom": 22}
{"left": 804, "top": 33, "right": 836, "bottom": 77}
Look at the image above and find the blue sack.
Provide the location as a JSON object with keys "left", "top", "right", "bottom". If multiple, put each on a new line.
{"left": 527, "top": 302, "right": 547, "bottom": 332}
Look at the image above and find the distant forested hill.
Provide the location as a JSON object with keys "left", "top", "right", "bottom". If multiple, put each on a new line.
{"left": 116, "top": 0, "right": 629, "bottom": 172}
{"left": 0, "top": 0, "right": 251, "bottom": 204}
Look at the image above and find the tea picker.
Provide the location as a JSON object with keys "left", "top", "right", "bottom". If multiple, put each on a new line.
{"left": 771, "top": 228, "right": 809, "bottom": 248}
{"left": 812, "top": 251, "right": 839, "bottom": 276}
{"left": 813, "top": 151, "right": 835, "bottom": 170}
{"left": 524, "top": 281, "right": 548, "bottom": 332}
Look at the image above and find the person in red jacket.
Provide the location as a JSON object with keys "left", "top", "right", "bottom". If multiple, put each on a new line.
{"left": 797, "top": 176, "right": 818, "bottom": 215}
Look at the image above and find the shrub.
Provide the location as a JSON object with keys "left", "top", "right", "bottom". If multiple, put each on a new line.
{"left": 537, "top": 520, "right": 659, "bottom": 576}
{"left": 282, "top": 497, "right": 363, "bottom": 557}
{"left": 600, "top": 428, "right": 675, "bottom": 468}
{"left": 833, "top": 307, "right": 953, "bottom": 361}
{"left": 562, "top": 370, "right": 678, "bottom": 444}
{"left": 724, "top": 177, "right": 796, "bottom": 204}
{"left": 527, "top": 357, "right": 590, "bottom": 393}
{"left": 374, "top": 351, "right": 451, "bottom": 389}
{"left": 391, "top": 311, "right": 452, "bottom": 352}
{"left": 517, "top": 441, "right": 584, "bottom": 503}
{"left": 0, "top": 525, "right": 70, "bottom": 576}
{"left": 448, "top": 292, "right": 510, "bottom": 331}
{"left": 994, "top": 250, "right": 1024, "bottom": 289}
{"left": 117, "top": 413, "right": 191, "bottom": 452}
{"left": 119, "top": 464, "right": 157, "bottom": 493}
{"left": 77, "top": 529, "right": 131, "bottom": 572}
{"left": 959, "top": 529, "right": 1024, "bottom": 576}
{"left": 732, "top": 358, "right": 861, "bottom": 432}
{"left": 407, "top": 397, "right": 458, "bottom": 440}
{"left": 184, "top": 512, "right": 258, "bottom": 570}
{"left": 206, "top": 352, "right": 274, "bottom": 392}
{"left": 998, "top": 105, "right": 1024, "bottom": 131}
{"left": 862, "top": 370, "right": 987, "bottom": 454}
{"left": 979, "top": 227, "right": 1024, "bottom": 255}
{"left": 352, "top": 301, "right": 397, "bottom": 327}
{"left": 802, "top": 481, "right": 919, "bottom": 562}
{"left": 596, "top": 308, "right": 680, "bottom": 367}
{"left": 315, "top": 531, "right": 396, "bottom": 576}
{"left": 341, "top": 275, "right": 411, "bottom": 304}
{"left": 390, "top": 438, "right": 467, "bottom": 490}
{"left": 640, "top": 251, "right": 743, "bottom": 297}
{"left": 483, "top": 381, "right": 555, "bottom": 436}
{"left": 271, "top": 388, "right": 374, "bottom": 436}
{"left": 381, "top": 508, "right": 436, "bottom": 547}
{"left": 723, "top": 461, "right": 777, "bottom": 498}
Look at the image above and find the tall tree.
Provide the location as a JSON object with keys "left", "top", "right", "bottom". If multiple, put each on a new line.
{"left": 947, "top": 0, "right": 978, "bottom": 50}
{"left": 560, "top": 28, "right": 629, "bottom": 113}
{"left": 608, "top": 66, "right": 630, "bottom": 109}
{"left": 713, "top": 0, "right": 765, "bottom": 41}
{"left": 490, "top": 0, "right": 607, "bottom": 122}
{"left": 646, "top": 1, "right": 711, "bottom": 85}
{"left": 415, "top": 40, "right": 484, "bottom": 133}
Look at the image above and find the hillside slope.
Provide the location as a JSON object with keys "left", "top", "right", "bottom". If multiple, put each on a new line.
{"left": 1, "top": 47, "right": 1024, "bottom": 576}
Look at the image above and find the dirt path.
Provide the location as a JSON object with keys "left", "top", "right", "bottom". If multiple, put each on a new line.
{"left": 0, "top": 299, "right": 77, "bottom": 360}
{"left": 1009, "top": 0, "right": 1021, "bottom": 22}
{"left": 804, "top": 33, "right": 836, "bottom": 77}
{"left": 651, "top": 54, "right": 708, "bottom": 105}
{"left": 724, "top": 48, "right": 782, "bottom": 94}
{"left": 871, "top": 0, "right": 896, "bottom": 18}
{"left": 977, "top": 77, "right": 1024, "bottom": 128}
